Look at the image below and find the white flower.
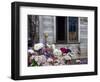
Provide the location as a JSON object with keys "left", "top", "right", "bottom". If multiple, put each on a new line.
{"left": 60, "top": 59, "right": 65, "bottom": 65}
{"left": 54, "top": 59, "right": 60, "bottom": 66}
{"left": 51, "top": 44, "right": 56, "bottom": 50}
{"left": 47, "top": 58, "right": 53, "bottom": 63}
{"left": 76, "top": 59, "right": 81, "bottom": 63}
{"left": 34, "top": 43, "right": 44, "bottom": 51}
{"left": 54, "top": 63, "right": 59, "bottom": 66}
{"left": 30, "top": 55, "right": 35, "bottom": 60}
{"left": 34, "top": 55, "right": 47, "bottom": 65}
{"left": 63, "top": 55, "right": 71, "bottom": 60}
{"left": 63, "top": 53, "right": 67, "bottom": 56}
{"left": 46, "top": 44, "right": 51, "bottom": 48}
{"left": 67, "top": 52, "right": 73, "bottom": 57}
{"left": 42, "top": 62, "right": 50, "bottom": 66}
{"left": 40, "top": 55, "right": 47, "bottom": 63}
{"left": 34, "top": 56, "right": 41, "bottom": 65}
{"left": 34, "top": 56, "right": 39, "bottom": 62}
{"left": 53, "top": 49, "right": 62, "bottom": 56}
{"left": 28, "top": 49, "right": 34, "bottom": 54}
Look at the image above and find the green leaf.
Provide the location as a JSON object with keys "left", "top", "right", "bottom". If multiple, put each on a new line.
{"left": 31, "top": 59, "right": 38, "bottom": 66}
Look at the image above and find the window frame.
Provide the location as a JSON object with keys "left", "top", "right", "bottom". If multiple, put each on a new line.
{"left": 55, "top": 17, "right": 80, "bottom": 44}
{"left": 67, "top": 17, "right": 80, "bottom": 44}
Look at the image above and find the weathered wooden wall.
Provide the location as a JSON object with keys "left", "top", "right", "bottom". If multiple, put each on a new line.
{"left": 39, "top": 16, "right": 88, "bottom": 59}
{"left": 39, "top": 16, "right": 54, "bottom": 44}
{"left": 79, "top": 17, "right": 88, "bottom": 58}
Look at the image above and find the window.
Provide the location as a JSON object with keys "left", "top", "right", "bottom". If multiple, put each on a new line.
{"left": 68, "top": 17, "right": 78, "bottom": 43}
{"left": 56, "top": 16, "right": 79, "bottom": 43}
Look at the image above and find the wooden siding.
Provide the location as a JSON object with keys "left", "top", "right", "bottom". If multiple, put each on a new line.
{"left": 39, "top": 16, "right": 54, "bottom": 44}
{"left": 39, "top": 16, "right": 88, "bottom": 59}
{"left": 80, "top": 17, "right": 88, "bottom": 57}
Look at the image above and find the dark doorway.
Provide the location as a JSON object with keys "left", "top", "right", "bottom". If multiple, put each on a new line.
{"left": 56, "top": 16, "right": 66, "bottom": 43}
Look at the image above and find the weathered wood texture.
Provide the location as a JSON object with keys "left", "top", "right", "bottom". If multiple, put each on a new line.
{"left": 38, "top": 16, "right": 88, "bottom": 58}
{"left": 39, "top": 16, "right": 54, "bottom": 44}
{"left": 79, "top": 17, "right": 88, "bottom": 58}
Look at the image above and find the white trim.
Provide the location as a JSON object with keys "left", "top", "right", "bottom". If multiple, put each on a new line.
{"left": 67, "top": 17, "right": 69, "bottom": 42}
{"left": 54, "top": 17, "right": 56, "bottom": 43}
{"left": 78, "top": 17, "right": 80, "bottom": 42}
{"left": 39, "top": 16, "right": 43, "bottom": 43}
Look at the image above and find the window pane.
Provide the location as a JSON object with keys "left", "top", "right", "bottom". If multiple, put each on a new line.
{"left": 68, "top": 17, "right": 78, "bottom": 42}
{"left": 56, "top": 16, "right": 66, "bottom": 42}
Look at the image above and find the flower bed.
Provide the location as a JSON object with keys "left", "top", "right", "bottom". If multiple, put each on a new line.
{"left": 28, "top": 43, "right": 84, "bottom": 66}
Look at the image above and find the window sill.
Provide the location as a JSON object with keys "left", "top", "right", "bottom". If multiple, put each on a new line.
{"left": 66, "top": 42, "right": 80, "bottom": 44}
{"left": 54, "top": 42, "right": 80, "bottom": 44}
